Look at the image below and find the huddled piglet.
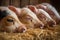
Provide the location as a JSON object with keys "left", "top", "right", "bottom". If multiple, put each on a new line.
{"left": 36, "top": 3, "right": 60, "bottom": 24}
{"left": 9, "top": 6, "right": 44, "bottom": 29}
{"left": 0, "top": 6, "right": 26, "bottom": 33}
{"left": 26, "top": 5, "right": 56, "bottom": 27}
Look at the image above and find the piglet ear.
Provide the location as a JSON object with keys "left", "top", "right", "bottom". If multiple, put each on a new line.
{"left": 26, "top": 5, "right": 39, "bottom": 14}
{"left": 26, "top": 5, "right": 36, "bottom": 12}
{"left": 8, "top": 6, "right": 17, "bottom": 13}
{"left": 8, "top": 6, "right": 20, "bottom": 16}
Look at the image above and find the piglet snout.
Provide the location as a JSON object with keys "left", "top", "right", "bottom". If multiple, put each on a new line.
{"left": 34, "top": 22, "right": 44, "bottom": 29}
{"left": 39, "top": 24, "right": 44, "bottom": 29}
{"left": 16, "top": 25, "right": 27, "bottom": 33}
{"left": 47, "top": 20, "right": 56, "bottom": 27}
{"left": 20, "top": 28, "right": 26, "bottom": 33}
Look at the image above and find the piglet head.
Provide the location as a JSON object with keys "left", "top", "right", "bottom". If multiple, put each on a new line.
{"left": 19, "top": 8, "right": 44, "bottom": 29}
{"left": 0, "top": 7, "right": 26, "bottom": 33}
{"left": 8, "top": 6, "right": 44, "bottom": 29}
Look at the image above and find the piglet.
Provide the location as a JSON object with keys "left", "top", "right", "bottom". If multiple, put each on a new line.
{"left": 26, "top": 5, "right": 56, "bottom": 27}
{"left": 0, "top": 6, "right": 26, "bottom": 33}
{"left": 36, "top": 3, "right": 60, "bottom": 24}
{"left": 9, "top": 6, "right": 44, "bottom": 29}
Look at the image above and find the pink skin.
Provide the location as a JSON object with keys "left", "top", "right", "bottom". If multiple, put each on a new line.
{"left": 8, "top": 6, "right": 21, "bottom": 17}
{"left": 21, "top": 8, "right": 44, "bottom": 28}
{"left": 0, "top": 6, "right": 26, "bottom": 33}
{"left": 26, "top": 5, "right": 56, "bottom": 27}
{"left": 26, "top": 5, "right": 39, "bottom": 14}
{"left": 9, "top": 6, "right": 44, "bottom": 29}
{"left": 36, "top": 4, "right": 60, "bottom": 24}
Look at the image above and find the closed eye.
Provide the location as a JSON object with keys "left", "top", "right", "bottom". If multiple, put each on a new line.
{"left": 7, "top": 19, "right": 13, "bottom": 22}
{"left": 26, "top": 15, "right": 32, "bottom": 20}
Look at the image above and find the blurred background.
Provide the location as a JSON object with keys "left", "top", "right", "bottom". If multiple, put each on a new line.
{"left": 0, "top": 0, "right": 60, "bottom": 12}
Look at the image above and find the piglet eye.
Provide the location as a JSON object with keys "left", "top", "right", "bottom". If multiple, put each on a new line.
{"left": 26, "top": 15, "right": 32, "bottom": 19}
{"left": 7, "top": 19, "right": 13, "bottom": 22}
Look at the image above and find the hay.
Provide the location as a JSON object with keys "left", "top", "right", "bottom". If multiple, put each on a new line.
{"left": 0, "top": 25, "right": 60, "bottom": 40}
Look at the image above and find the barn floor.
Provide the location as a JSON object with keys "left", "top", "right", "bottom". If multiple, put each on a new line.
{"left": 0, "top": 25, "right": 60, "bottom": 40}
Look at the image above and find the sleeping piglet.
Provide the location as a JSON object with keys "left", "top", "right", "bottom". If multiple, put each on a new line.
{"left": 26, "top": 5, "right": 56, "bottom": 27}
{"left": 0, "top": 6, "right": 26, "bottom": 33}
{"left": 36, "top": 3, "right": 60, "bottom": 24}
{"left": 8, "top": 6, "right": 44, "bottom": 29}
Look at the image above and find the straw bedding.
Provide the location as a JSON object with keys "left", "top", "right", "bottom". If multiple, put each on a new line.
{"left": 0, "top": 25, "right": 60, "bottom": 40}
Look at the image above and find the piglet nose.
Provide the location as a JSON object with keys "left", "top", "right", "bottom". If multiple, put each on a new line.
{"left": 20, "top": 28, "right": 26, "bottom": 33}
{"left": 48, "top": 21, "right": 56, "bottom": 27}
{"left": 51, "top": 21, "right": 56, "bottom": 26}
{"left": 16, "top": 26, "right": 27, "bottom": 33}
{"left": 39, "top": 24, "right": 44, "bottom": 29}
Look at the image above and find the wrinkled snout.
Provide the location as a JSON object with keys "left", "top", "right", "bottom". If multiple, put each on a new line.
{"left": 16, "top": 25, "right": 27, "bottom": 33}
{"left": 47, "top": 20, "right": 56, "bottom": 27}
{"left": 34, "top": 22, "right": 44, "bottom": 29}
{"left": 39, "top": 23, "right": 44, "bottom": 29}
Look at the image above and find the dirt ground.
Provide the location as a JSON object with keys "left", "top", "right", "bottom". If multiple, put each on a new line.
{"left": 0, "top": 25, "right": 60, "bottom": 40}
